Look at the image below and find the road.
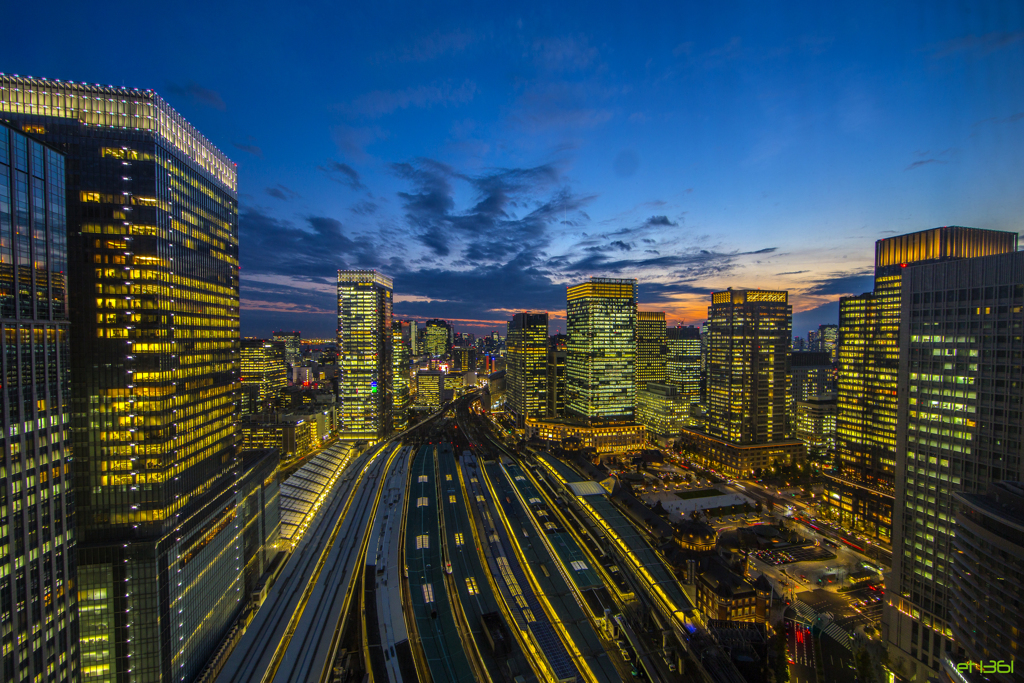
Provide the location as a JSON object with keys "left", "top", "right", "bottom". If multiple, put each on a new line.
{"left": 785, "top": 620, "right": 817, "bottom": 683}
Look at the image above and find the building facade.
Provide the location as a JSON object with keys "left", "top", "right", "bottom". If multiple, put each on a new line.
{"left": 795, "top": 395, "right": 837, "bottom": 458}
{"left": 336, "top": 270, "right": 393, "bottom": 438}
{"left": 948, "top": 481, "right": 1024, "bottom": 682}
{"left": 506, "top": 312, "right": 548, "bottom": 428}
{"left": 0, "top": 122, "right": 76, "bottom": 683}
{"left": 636, "top": 311, "right": 667, "bottom": 398}
{"left": 546, "top": 348, "right": 566, "bottom": 418}
{"left": 636, "top": 383, "right": 689, "bottom": 444}
{"left": 565, "top": 278, "right": 637, "bottom": 424}
{"left": 416, "top": 370, "right": 442, "bottom": 407}
{"left": 828, "top": 227, "right": 1017, "bottom": 542}
{"left": 424, "top": 319, "right": 450, "bottom": 356}
{"left": 884, "top": 249, "right": 1024, "bottom": 681}
{"left": 665, "top": 324, "right": 701, "bottom": 417}
{"left": 240, "top": 338, "right": 287, "bottom": 414}
{"left": 271, "top": 331, "right": 301, "bottom": 368}
{"left": 0, "top": 76, "right": 271, "bottom": 683}
{"left": 392, "top": 320, "right": 411, "bottom": 431}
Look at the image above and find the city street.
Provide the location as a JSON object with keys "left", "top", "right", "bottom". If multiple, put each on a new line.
{"left": 785, "top": 621, "right": 817, "bottom": 683}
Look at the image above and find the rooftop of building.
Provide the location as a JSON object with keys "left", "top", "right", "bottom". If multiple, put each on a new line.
{"left": 699, "top": 556, "right": 755, "bottom": 599}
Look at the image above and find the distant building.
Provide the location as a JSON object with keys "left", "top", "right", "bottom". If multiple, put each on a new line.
{"left": 566, "top": 277, "right": 638, "bottom": 424}
{"left": 795, "top": 394, "right": 837, "bottom": 457}
{"left": 636, "top": 311, "right": 667, "bottom": 397}
{"left": 680, "top": 289, "right": 803, "bottom": 477}
{"left": 665, "top": 325, "right": 701, "bottom": 422}
{"left": 424, "top": 319, "right": 451, "bottom": 356}
{"left": 506, "top": 312, "right": 549, "bottom": 427}
{"left": 241, "top": 339, "right": 288, "bottom": 413}
{"left": 828, "top": 227, "right": 1017, "bottom": 544}
{"left": 546, "top": 348, "right": 567, "bottom": 418}
{"left": 337, "top": 270, "right": 393, "bottom": 438}
{"left": 884, "top": 247, "right": 1024, "bottom": 680}
{"left": 814, "top": 324, "right": 838, "bottom": 361}
{"left": 637, "top": 383, "right": 689, "bottom": 445}
{"left": 392, "top": 320, "right": 411, "bottom": 430}
{"left": 948, "top": 481, "right": 1024, "bottom": 681}
{"left": 454, "top": 345, "right": 476, "bottom": 373}
{"left": 524, "top": 417, "right": 645, "bottom": 455}
{"left": 273, "top": 330, "right": 302, "bottom": 367}
{"left": 416, "top": 370, "right": 443, "bottom": 407}
{"left": 789, "top": 351, "right": 834, "bottom": 434}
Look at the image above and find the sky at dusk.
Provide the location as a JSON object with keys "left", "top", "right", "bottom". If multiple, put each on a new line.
{"left": 3, "top": 2, "right": 1023, "bottom": 338}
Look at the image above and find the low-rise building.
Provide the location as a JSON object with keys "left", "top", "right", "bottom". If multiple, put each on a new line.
{"left": 696, "top": 557, "right": 771, "bottom": 624}
{"left": 678, "top": 428, "right": 805, "bottom": 479}
{"left": 795, "top": 393, "right": 837, "bottom": 458}
{"left": 637, "top": 382, "right": 690, "bottom": 446}
{"left": 525, "top": 417, "right": 645, "bottom": 455}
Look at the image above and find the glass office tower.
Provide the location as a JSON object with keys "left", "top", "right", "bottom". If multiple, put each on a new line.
{"left": 271, "top": 330, "right": 301, "bottom": 367}
{"left": 665, "top": 324, "right": 701, "bottom": 420}
{"left": 565, "top": 277, "right": 637, "bottom": 423}
{"left": 240, "top": 339, "right": 287, "bottom": 414}
{"left": 827, "top": 227, "right": 1017, "bottom": 541}
{"left": 885, "top": 250, "right": 1024, "bottom": 681}
{"left": 0, "top": 122, "right": 76, "bottom": 683}
{"left": 506, "top": 312, "right": 548, "bottom": 428}
{"left": 424, "top": 319, "right": 450, "bottom": 356}
{"left": 392, "top": 320, "right": 411, "bottom": 431}
{"left": 337, "top": 270, "right": 393, "bottom": 438}
{"left": 1, "top": 76, "right": 269, "bottom": 683}
{"left": 635, "top": 311, "right": 667, "bottom": 398}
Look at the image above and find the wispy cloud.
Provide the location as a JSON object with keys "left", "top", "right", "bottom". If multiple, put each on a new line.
{"left": 317, "top": 161, "right": 365, "bottom": 190}
{"left": 232, "top": 142, "right": 263, "bottom": 158}
{"left": 165, "top": 80, "right": 226, "bottom": 110}
{"left": 339, "top": 80, "right": 477, "bottom": 119}
{"left": 265, "top": 184, "right": 299, "bottom": 200}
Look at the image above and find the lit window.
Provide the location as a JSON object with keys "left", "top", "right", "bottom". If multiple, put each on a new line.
{"left": 416, "top": 535, "right": 429, "bottom": 549}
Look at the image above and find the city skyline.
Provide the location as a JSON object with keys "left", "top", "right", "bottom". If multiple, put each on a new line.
{"left": 2, "top": 3, "right": 1022, "bottom": 337}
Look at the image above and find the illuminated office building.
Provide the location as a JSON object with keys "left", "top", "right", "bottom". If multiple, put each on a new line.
{"left": 637, "top": 383, "right": 689, "bottom": 444}
{"left": 454, "top": 345, "right": 476, "bottom": 373}
{"left": 815, "top": 324, "right": 838, "bottom": 361}
{"left": 392, "top": 320, "right": 410, "bottom": 431}
{"left": 0, "top": 122, "right": 76, "bottom": 683}
{"left": 789, "top": 351, "right": 834, "bottom": 436}
{"left": 884, "top": 250, "right": 1024, "bottom": 681}
{"left": 827, "top": 227, "right": 1016, "bottom": 542}
{"left": 665, "top": 325, "right": 701, "bottom": 421}
{"left": 546, "top": 348, "right": 566, "bottom": 418}
{"left": 1, "top": 76, "right": 280, "bottom": 683}
{"left": 272, "top": 330, "right": 301, "bottom": 367}
{"left": 680, "top": 289, "right": 803, "bottom": 477}
{"left": 424, "top": 318, "right": 450, "bottom": 356}
{"left": 636, "top": 311, "right": 667, "bottom": 398}
{"left": 506, "top": 312, "right": 548, "bottom": 427}
{"left": 408, "top": 319, "right": 418, "bottom": 355}
{"left": 241, "top": 338, "right": 287, "bottom": 413}
{"left": 337, "top": 270, "right": 393, "bottom": 438}
{"left": 565, "top": 277, "right": 637, "bottom": 424}
{"left": 795, "top": 395, "right": 837, "bottom": 458}
{"left": 416, "top": 370, "right": 442, "bottom": 407}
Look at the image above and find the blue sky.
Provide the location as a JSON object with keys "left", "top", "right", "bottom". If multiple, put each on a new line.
{"left": 3, "top": 1, "right": 1023, "bottom": 337}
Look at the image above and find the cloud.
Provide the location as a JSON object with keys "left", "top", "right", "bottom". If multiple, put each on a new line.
{"left": 507, "top": 81, "right": 615, "bottom": 132}
{"left": 317, "top": 160, "right": 365, "bottom": 189}
{"left": 232, "top": 142, "right": 263, "bottom": 158}
{"left": 927, "top": 31, "right": 1024, "bottom": 59}
{"left": 265, "top": 184, "right": 299, "bottom": 200}
{"left": 801, "top": 268, "right": 874, "bottom": 297}
{"left": 776, "top": 270, "right": 810, "bottom": 276}
{"left": 373, "top": 28, "right": 480, "bottom": 63}
{"left": 905, "top": 158, "right": 947, "bottom": 171}
{"left": 350, "top": 200, "right": 378, "bottom": 215}
{"left": 340, "top": 80, "right": 477, "bottom": 119}
{"left": 330, "top": 123, "right": 389, "bottom": 159}
{"left": 165, "top": 80, "right": 226, "bottom": 110}
{"left": 559, "top": 246, "right": 778, "bottom": 281}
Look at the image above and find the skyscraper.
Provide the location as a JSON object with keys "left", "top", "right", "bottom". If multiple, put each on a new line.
{"left": 0, "top": 122, "right": 76, "bottom": 683}
{"left": 272, "top": 330, "right": 301, "bottom": 367}
{"left": 424, "top": 319, "right": 450, "bottom": 356}
{"left": 665, "top": 324, "right": 701, "bottom": 421}
{"left": 392, "top": 320, "right": 411, "bottom": 431}
{"left": 546, "top": 347, "right": 567, "bottom": 418}
{"left": 827, "top": 227, "right": 1017, "bottom": 542}
{"left": 884, "top": 249, "right": 1024, "bottom": 680}
{"left": 337, "top": 270, "right": 393, "bottom": 438}
{"left": 679, "top": 289, "right": 803, "bottom": 478}
{"left": 240, "top": 338, "right": 287, "bottom": 413}
{"left": 636, "top": 311, "right": 667, "bottom": 397}
{"left": 789, "top": 351, "right": 834, "bottom": 436}
{"left": 815, "top": 323, "right": 838, "bottom": 361}
{"left": 2, "top": 76, "right": 273, "bottom": 683}
{"left": 565, "top": 278, "right": 637, "bottom": 424}
{"left": 506, "top": 312, "right": 548, "bottom": 427}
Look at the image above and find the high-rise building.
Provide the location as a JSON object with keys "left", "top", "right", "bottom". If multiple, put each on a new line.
{"left": 565, "top": 278, "right": 637, "bottom": 424}
{"left": 637, "top": 383, "right": 689, "bottom": 444}
{"left": 272, "top": 330, "right": 301, "bottom": 367}
{"left": 546, "top": 348, "right": 567, "bottom": 418}
{"left": 337, "top": 270, "right": 393, "bottom": 438}
{"left": 424, "top": 319, "right": 450, "bottom": 356}
{"left": 416, "top": 370, "right": 442, "bottom": 407}
{"left": 1, "top": 76, "right": 280, "bottom": 683}
{"left": 679, "top": 289, "right": 804, "bottom": 478}
{"left": 948, "top": 481, "right": 1024, "bottom": 681}
{"left": 408, "top": 320, "right": 418, "bottom": 356}
{"left": 789, "top": 351, "right": 834, "bottom": 435}
{"left": 884, "top": 249, "right": 1023, "bottom": 681}
{"left": 392, "top": 320, "right": 411, "bottom": 431}
{"left": 506, "top": 312, "right": 548, "bottom": 427}
{"left": 665, "top": 325, "right": 701, "bottom": 422}
{"left": 241, "top": 339, "right": 287, "bottom": 413}
{"left": 827, "top": 227, "right": 1017, "bottom": 542}
{"left": 815, "top": 324, "right": 838, "bottom": 361}
{"left": 795, "top": 395, "right": 837, "bottom": 458}
{"left": 636, "top": 311, "right": 667, "bottom": 398}
{"left": 454, "top": 345, "right": 476, "bottom": 373}
{"left": 0, "top": 122, "right": 77, "bottom": 683}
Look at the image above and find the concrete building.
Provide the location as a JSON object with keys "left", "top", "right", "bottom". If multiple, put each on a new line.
{"left": 884, "top": 248, "right": 1024, "bottom": 681}
{"left": 828, "top": 227, "right": 1017, "bottom": 543}
{"left": 416, "top": 370, "right": 442, "bottom": 407}
{"left": 795, "top": 394, "right": 837, "bottom": 458}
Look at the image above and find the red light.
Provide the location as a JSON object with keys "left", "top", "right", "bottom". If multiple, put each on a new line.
{"left": 901, "top": 263, "right": 907, "bottom": 268}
